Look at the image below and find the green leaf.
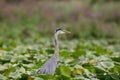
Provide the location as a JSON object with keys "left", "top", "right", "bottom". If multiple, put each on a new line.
{"left": 60, "top": 51, "right": 71, "bottom": 58}
{"left": 46, "top": 49, "right": 54, "bottom": 54}
{"left": 59, "top": 65, "right": 71, "bottom": 77}
{"left": 19, "top": 74, "right": 30, "bottom": 80}
{"left": 0, "top": 74, "right": 6, "bottom": 80}
{"left": 9, "top": 71, "right": 21, "bottom": 79}
{"left": 71, "top": 49, "right": 86, "bottom": 58}
{"left": 37, "top": 74, "right": 53, "bottom": 80}
{"left": 94, "top": 66, "right": 106, "bottom": 73}
{"left": 110, "top": 73, "right": 120, "bottom": 80}
{"left": 22, "top": 63, "right": 35, "bottom": 68}
{"left": 111, "top": 57, "right": 120, "bottom": 62}
{"left": 74, "top": 65, "right": 84, "bottom": 74}
{"left": 34, "top": 77, "right": 43, "bottom": 80}
{"left": 0, "top": 65, "right": 8, "bottom": 72}
{"left": 1, "top": 54, "right": 12, "bottom": 62}
{"left": 19, "top": 67, "right": 26, "bottom": 73}
{"left": 84, "top": 69, "right": 91, "bottom": 78}
{"left": 101, "top": 61, "right": 114, "bottom": 69}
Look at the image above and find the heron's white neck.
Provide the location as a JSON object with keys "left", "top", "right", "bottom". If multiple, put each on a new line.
{"left": 53, "top": 33, "right": 59, "bottom": 59}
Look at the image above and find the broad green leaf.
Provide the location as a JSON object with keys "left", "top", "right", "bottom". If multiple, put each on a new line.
{"left": 37, "top": 74, "right": 53, "bottom": 80}
{"left": 74, "top": 75, "right": 89, "bottom": 80}
{"left": 46, "top": 49, "right": 54, "bottom": 54}
{"left": 111, "top": 57, "right": 120, "bottom": 62}
{"left": 19, "top": 67, "right": 26, "bottom": 73}
{"left": 94, "top": 66, "right": 106, "bottom": 73}
{"left": 34, "top": 77, "right": 43, "bottom": 80}
{"left": 9, "top": 71, "right": 21, "bottom": 79}
{"left": 100, "top": 62, "right": 114, "bottom": 69}
{"left": 0, "top": 74, "right": 6, "bottom": 80}
{"left": 84, "top": 69, "right": 91, "bottom": 78}
{"left": 0, "top": 65, "right": 8, "bottom": 72}
{"left": 59, "top": 65, "right": 71, "bottom": 77}
{"left": 74, "top": 65, "right": 84, "bottom": 74}
{"left": 1, "top": 54, "right": 12, "bottom": 62}
{"left": 65, "top": 58, "right": 74, "bottom": 64}
{"left": 22, "top": 63, "right": 35, "bottom": 68}
{"left": 110, "top": 73, "right": 120, "bottom": 80}
{"left": 60, "top": 51, "right": 71, "bottom": 58}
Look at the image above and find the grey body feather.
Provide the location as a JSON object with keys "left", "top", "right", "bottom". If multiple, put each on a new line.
{"left": 37, "top": 56, "right": 58, "bottom": 75}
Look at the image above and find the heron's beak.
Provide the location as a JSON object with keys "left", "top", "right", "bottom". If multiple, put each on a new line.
{"left": 63, "top": 30, "right": 71, "bottom": 34}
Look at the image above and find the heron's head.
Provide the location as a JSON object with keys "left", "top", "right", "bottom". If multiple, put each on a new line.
{"left": 55, "top": 28, "right": 71, "bottom": 35}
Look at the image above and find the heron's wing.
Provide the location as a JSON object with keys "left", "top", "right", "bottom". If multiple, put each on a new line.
{"left": 37, "top": 57, "right": 57, "bottom": 75}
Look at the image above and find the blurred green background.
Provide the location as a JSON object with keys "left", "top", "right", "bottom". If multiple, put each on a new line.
{"left": 0, "top": 0, "right": 120, "bottom": 80}
{"left": 0, "top": 0, "right": 120, "bottom": 39}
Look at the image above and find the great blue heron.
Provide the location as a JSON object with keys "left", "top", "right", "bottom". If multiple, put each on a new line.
{"left": 37, "top": 28, "right": 70, "bottom": 75}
